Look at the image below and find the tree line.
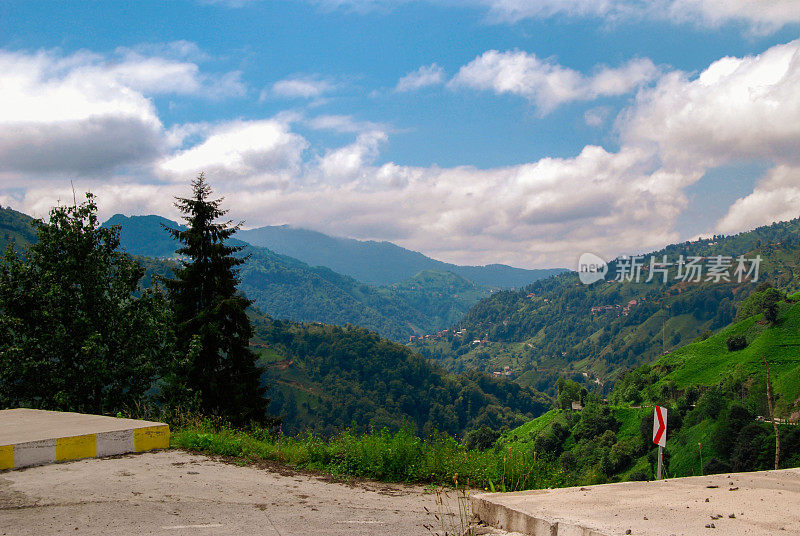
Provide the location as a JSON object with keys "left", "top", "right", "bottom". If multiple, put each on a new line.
{"left": 0, "top": 175, "right": 273, "bottom": 426}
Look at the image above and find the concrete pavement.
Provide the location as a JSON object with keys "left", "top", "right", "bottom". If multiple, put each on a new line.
{"left": 472, "top": 468, "right": 800, "bottom": 535}
{"left": 0, "top": 449, "right": 486, "bottom": 536}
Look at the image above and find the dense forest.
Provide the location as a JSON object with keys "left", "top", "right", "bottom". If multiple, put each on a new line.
{"left": 249, "top": 310, "right": 550, "bottom": 436}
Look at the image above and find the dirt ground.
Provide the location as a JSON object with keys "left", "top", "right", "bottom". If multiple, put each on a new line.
{"left": 0, "top": 449, "right": 509, "bottom": 536}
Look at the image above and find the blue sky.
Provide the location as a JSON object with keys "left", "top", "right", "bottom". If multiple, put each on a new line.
{"left": 2, "top": 1, "right": 800, "bottom": 268}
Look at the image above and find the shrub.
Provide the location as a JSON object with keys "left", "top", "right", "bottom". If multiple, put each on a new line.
{"left": 628, "top": 469, "right": 650, "bottom": 481}
{"left": 464, "top": 425, "right": 500, "bottom": 451}
{"left": 726, "top": 335, "right": 748, "bottom": 352}
{"left": 703, "top": 457, "right": 732, "bottom": 475}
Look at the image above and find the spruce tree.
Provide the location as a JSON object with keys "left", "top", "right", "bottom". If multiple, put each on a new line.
{"left": 164, "top": 174, "right": 269, "bottom": 425}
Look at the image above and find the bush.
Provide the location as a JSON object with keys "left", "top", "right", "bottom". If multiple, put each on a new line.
{"left": 703, "top": 457, "right": 732, "bottom": 475}
{"left": 725, "top": 335, "right": 748, "bottom": 351}
{"left": 628, "top": 469, "right": 650, "bottom": 481}
{"left": 572, "top": 404, "right": 620, "bottom": 442}
{"left": 464, "top": 425, "right": 500, "bottom": 451}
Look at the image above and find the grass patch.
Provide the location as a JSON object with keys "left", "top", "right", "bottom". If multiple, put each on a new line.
{"left": 171, "top": 422, "right": 570, "bottom": 492}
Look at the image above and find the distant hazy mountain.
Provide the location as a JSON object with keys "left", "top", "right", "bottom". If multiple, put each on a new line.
{"left": 103, "top": 214, "right": 187, "bottom": 258}
{"left": 101, "top": 214, "right": 500, "bottom": 340}
{"left": 237, "top": 225, "right": 565, "bottom": 287}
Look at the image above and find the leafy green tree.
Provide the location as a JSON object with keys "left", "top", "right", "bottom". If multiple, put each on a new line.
{"left": 556, "top": 377, "right": 581, "bottom": 409}
{"left": 0, "top": 193, "right": 171, "bottom": 413}
{"left": 163, "top": 174, "right": 270, "bottom": 425}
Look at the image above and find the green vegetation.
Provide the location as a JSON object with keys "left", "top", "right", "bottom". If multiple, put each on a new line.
{"left": 494, "top": 286, "right": 800, "bottom": 483}
{"left": 162, "top": 175, "right": 272, "bottom": 425}
{"left": 108, "top": 213, "right": 499, "bottom": 341}
{"left": 0, "top": 206, "right": 37, "bottom": 251}
{"left": 0, "top": 194, "right": 172, "bottom": 413}
{"left": 413, "top": 218, "right": 800, "bottom": 391}
{"left": 172, "top": 422, "right": 569, "bottom": 491}
{"left": 250, "top": 310, "right": 550, "bottom": 436}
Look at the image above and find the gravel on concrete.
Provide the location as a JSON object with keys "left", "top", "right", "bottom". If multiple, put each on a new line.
{"left": 473, "top": 468, "right": 800, "bottom": 536}
{"left": 0, "top": 449, "right": 517, "bottom": 536}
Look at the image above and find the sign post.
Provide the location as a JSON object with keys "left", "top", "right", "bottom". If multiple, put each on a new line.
{"left": 652, "top": 405, "right": 667, "bottom": 479}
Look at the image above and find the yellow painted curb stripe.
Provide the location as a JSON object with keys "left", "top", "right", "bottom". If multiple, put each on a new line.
{"left": 0, "top": 445, "right": 13, "bottom": 470}
{"left": 134, "top": 425, "right": 169, "bottom": 452}
{"left": 3, "top": 423, "right": 169, "bottom": 470}
{"left": 56, "top": 433, "right": 97, "bottom": 462}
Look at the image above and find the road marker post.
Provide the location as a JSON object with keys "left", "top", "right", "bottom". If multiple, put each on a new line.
{"left": 652, "top": 405, "right": 667, "bottom": 479}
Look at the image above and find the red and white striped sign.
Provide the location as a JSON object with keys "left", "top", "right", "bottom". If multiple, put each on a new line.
{"left": 652, "top": 405, "right": 667, "bottom": 447}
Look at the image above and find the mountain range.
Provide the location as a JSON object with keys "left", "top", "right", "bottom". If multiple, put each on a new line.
{"left": 0, "top": 210, "right": 562, "bottom": 341}
{"left": 237, "top": 224, "right": 564, "bottom": 287}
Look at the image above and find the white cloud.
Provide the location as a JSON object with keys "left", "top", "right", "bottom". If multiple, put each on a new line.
{"left": 478, "top": 0, "right": 800, "bottom": 33}
{"left": 450, "top": 50, "right": 658, "bottom": 113}
{"left": 270, "top": 75, "right": 339, "bottom": 99}
{"left": 0, "top": 50, "right": 165, "bottom": 175}
{"left": 0, "top": 46, "right": 245, "bottom": 176}
{"left": 158, "top": 119, "right": 308, "bottom": 181}
{"left": 396, "top": 63, "right": 445, "bottom": 92}
{"left": 667, "top": 0, "right": 800, "bottom": 34}
{"left": 621, "top": 39, "right": 800, "bottom": 168}
{"left": 716, "top": 165, "right": 800, "bottom": 235}
{"left": 306, "top": 114, "right": 389, "bottom": 134}
{"left": 142, "top": 114, "right": 696, "bottom": 266}
{"left": 8, "top": 38, "right": 800, "bottom": 268}
{"left": 301, "top": 0, "right": 800, "bottom": 34}
{"left": 584, "top": 106, "right": 610, "bottom": 127}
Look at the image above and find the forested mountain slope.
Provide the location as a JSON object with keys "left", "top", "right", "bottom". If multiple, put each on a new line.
{"left": 412, "top": 218, "right": 800, "bottom": 393}
{"left": 496, "top": 287, "right": 800, "bottom": 485}
{"left": 104, "top": 214, "right": 495, "bottom": 340}
{"left": 248, "top": 310, "right": 551, "bottom": 436}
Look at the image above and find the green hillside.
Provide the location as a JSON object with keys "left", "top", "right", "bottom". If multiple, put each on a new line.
{"left": 495, "top": 288, "right": 800, "bottom": 485}
{"left": 0, "top": 206, "right": 37, "bottom": 251}
{"left": 412, "top": 218, "right": 800, "bottom": 392}
{"left": 247, "top": 310, "right": 551, "bottom": 436}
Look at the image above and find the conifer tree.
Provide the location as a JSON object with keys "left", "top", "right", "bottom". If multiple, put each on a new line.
{"left": 164, "top": 174, "right": 269, "bottom": 425}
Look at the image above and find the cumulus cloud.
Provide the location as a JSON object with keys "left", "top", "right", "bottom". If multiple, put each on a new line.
{"left": 396, "top": 63, "right": 445, "bottom": 92}
{"left": 0, "top": 46, "right": 246, "bottom": 176}
{"left": 716, "top": 165, "right": 800, "bottom": 234}
{"left": 0, "top": 50, "right": 164, "bottom": 175}
{"left": 450, "top": 50, "right": 659, "bottom": 113}
{"left": 158, "top": 119, "right": 308, "bottom": 182}
{"left": 617, "top": 39, "right": 800, "bottom": 237}
{"left": 142, "top": 115, "right": 693, "bottom": 266}
{"left": 621, "top": 39, "right": 800, "bottom": 168}
{"left": 7, "top": 38, "right": 800, "bottom": 268}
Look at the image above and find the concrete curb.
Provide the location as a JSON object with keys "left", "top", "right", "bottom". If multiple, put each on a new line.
{"left": 0, "top": 409, "right": 169, "bottom": 470}
{"left": 472, "top": 493, "right": 608, "bottom": 536}
{"left": 471, "top": 469, "right": 800, "bottom": 536}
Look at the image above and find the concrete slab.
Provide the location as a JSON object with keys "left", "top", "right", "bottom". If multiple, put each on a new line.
{"left": 0, "top": 450, "right": 462, "bottom": 536}
{"left": 472, "top": 468, "right": 800, "bottom": 536}
{"left": 0, "top": 409, "right": 168, "bottom": 470}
